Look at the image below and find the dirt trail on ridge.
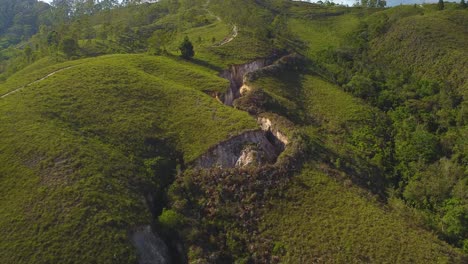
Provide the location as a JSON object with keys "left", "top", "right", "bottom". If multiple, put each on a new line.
{"left": 0, "top": 66, "right": 75, "bottom": 99}
{"left": 214, "top": 25, "right": 238, "bottom": 47}
{"left": 204, "top": 0, "right": 238, "bottom": 47}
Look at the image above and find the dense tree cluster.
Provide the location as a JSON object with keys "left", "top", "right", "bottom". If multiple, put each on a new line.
{"left": 0, "top": 0, "right": 50, "bottom": 46}
{"left": 0, "top": 0, "right": 173, "bottom": 78}
{"left": 312, "top": 9, "right": 467, "bottom": 249}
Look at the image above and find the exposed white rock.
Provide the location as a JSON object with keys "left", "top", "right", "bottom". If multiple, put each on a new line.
{"left": 194, "top": 57, "right": 291, "bottom": 169}
{"left": 220, "top": 59, "right": 268, "bottom": 106}
{"left": 194, "top": 130, "right": 277, "bottom": 168}
{"left": 235, "top": 145, "right": 259, "bottom": 167}
{"left": 239, "top": 84, "right": 252, "bottom": 96}
{"left": 257, "top": 117, "right": 289, "bottom": 145}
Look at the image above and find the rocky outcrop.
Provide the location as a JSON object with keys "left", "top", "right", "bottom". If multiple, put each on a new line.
{"left": 220, "top": 54, "right": 305, "bottom": 106}
{"left": 131, "top": 226, "right": 172, "bottom": 264}
{"left": 239, "top": 83, "right": 252, "bottom": 96}
{"left": 244, "top": 53, "right": 306, "bottom": 84}
{"left": 194, "top": 55, "right": 299, "bottom": 169}
{"left": 220, "top": 59, "right": 271, "bottom": 106}
{"left": 235, "top": 145, "right": 260, "bottom": 167}
{"left": 257, "top": 116, "right": 289, "bottom": 146}
{"left": 194, "top": 130, "right": 279, "bottom": 168}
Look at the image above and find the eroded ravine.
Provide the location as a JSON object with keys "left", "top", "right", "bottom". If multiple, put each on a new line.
{"left": 193, "top": 56, "right": 291, "bottom": 169}
{"left": 135, "top": 56, "right": 294, "bottom": 264}
{"left": 220, "top": 58, "right": 270, "bottom": 106}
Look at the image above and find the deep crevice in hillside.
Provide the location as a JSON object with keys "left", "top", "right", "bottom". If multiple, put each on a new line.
{"left": 161, "top": 55, "right": 312, "bottom": 263}
{"left": 220, "top": 58, "right": 273, "bottom": 106}
{"left": 193, "top": 55, "right": 294, "bottom": 169}
{"left": 143, "top": 54, "right": 310, "bottom": 264}
{"left": 132, "top": 56, "right": 295, "bottom": 264}
{"left": 131, "top": 139, "right": 187, "bottom": 264}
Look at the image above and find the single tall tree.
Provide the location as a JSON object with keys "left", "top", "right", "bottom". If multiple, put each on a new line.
{"left": 179, "top": 36, "right": 194, "bottom": 60}
{"left": 438, "top": 0, "right": 444, "bottom": 10}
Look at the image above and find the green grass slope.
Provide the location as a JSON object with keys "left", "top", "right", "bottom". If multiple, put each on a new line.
{"left": 0, "top": 54, "right": 257, "bottom": 263}
{"left": 1, "top": 1, "right": 467, "bottom": 262}
{"left": 288, "top": 14, "right": 360, "bottom": 58}
{"left": 249, "top": 71, "right": 390, "bottom": 189}
{"left": 165, "top": 20, "right": 275, "bottom": 68}
{"left": 370, "top": 9, "right": 468, "bottom": 90}
{"left": 245, "top": 69, "right": 465, "bottom": 261}
{"left": 259, "top": 165, "right": 464, "bottom": 263}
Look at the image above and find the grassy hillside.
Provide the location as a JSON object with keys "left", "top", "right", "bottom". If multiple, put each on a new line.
{"left": 288, "top": 14, "right": 360, "bottom": 57}
{"left": 294, "top": 4, "right": 468, "bottom": 254}
{"left": 370, "top": 9, "right": 468, "bottom": 90}
{"left": 0, "top": 54, "right": 257, "bottom": 263}
{"left": 246, "top": 70, "right": 392, "bottom": 189}
{"left": 165, "top": 65, "right": 466, "bottom": 261}
{"left": 260, "top": 165, "right": 464, "bottom": 263}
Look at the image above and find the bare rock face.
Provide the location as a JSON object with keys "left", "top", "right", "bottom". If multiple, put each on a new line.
{"left": 194, "top": 130, "right": 277, "bottom": 168}
{"left": 220, "top": 59, "right": 268, "bottom": 106}
{"left": 194, "top": 56, "right": 293, "bottom": 169}
{"left": 131, "top": 226, "right": 171, "bottom": 264}
{"left": 239, "top": 84, "right": 252, "bottom": 96}
{"left": 235, "top": 145, "right": 260, "bottom": 167}
{"left": 257, "top": 116, "right": 289, "bottom": 146}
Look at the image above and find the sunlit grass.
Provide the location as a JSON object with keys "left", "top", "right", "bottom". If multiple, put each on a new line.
{"left": 0, "top": 53, "right": 257, "bottom": 263}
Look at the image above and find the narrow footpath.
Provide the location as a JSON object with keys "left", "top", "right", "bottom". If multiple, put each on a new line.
{"left": 0, "top": 66, "right": 74, "bottom": 99}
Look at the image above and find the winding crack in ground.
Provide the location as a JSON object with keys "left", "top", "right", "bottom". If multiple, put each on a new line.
{"left": 193, "top": 57, "right": 288, "bottom": 168}
{"left": 0, "top": 66, "right": 75, "bottom": 99}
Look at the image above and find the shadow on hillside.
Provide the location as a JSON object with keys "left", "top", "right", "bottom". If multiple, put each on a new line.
{"left": 190, "top": 58, "right": 224, "bottom": 72}
{"left": 304, "top": 135, "right": 388, "bottom": 200}
{"left": 165, "top": 53, "right": 224, "bottom": 72}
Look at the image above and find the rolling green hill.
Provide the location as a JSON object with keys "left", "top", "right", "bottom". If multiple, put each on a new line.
{"left": 0, "top": 54, "right": 257, "bottom": 263}
{"left": 246, "top": 70, "right": 464, "bottom": 262}
{"left": 260, "top": 165, "right": 463, "bottom": 263}
{"left": 370, "top": 8, "right": 468, "bottom": 91}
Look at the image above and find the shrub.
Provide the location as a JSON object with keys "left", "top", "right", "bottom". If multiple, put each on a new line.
{"left": 158, "top": 208, "right": 185, "bottom": 230}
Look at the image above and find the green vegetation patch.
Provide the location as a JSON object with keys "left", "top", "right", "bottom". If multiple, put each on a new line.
{"left": 288, "top": 14, "right": 360, "bottom": 58}
{"left": 0, "top": 54, "right": 257, "bottom": 263}
{"left": 302, "top": 75, "right": 375, "bottom": 131}
{"left": 249, "top": 70, "right": 391, "bottom": 191}
{"left": 260, "top": 165, "right": 465, "bottom": 263}
{"left": 370, "top": 10, "right": 468, "bottom": 90}
{"left": 0, "top": 56, "right": 83, "bottom": 95}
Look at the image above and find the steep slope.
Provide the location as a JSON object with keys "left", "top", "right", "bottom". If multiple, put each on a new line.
{"left": 287, "top": 4, "right": 468, "bottom": 252}
{"left": 163, "top": 53, "right": 466, "bottom": 262}
{"left": 260, "top": 165, "right": 464, "bottom": 263}
{"left": 370, "top": 9, "right": 468, "bottom": 90}
{"left": 1, "top": 1, "right": 467, "bottom": 262}
{"left": 0, "top": 54, "right": 258, "bottom": 263}
{"left": 251, "top": 70, "right": 465, "bottom": 262}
